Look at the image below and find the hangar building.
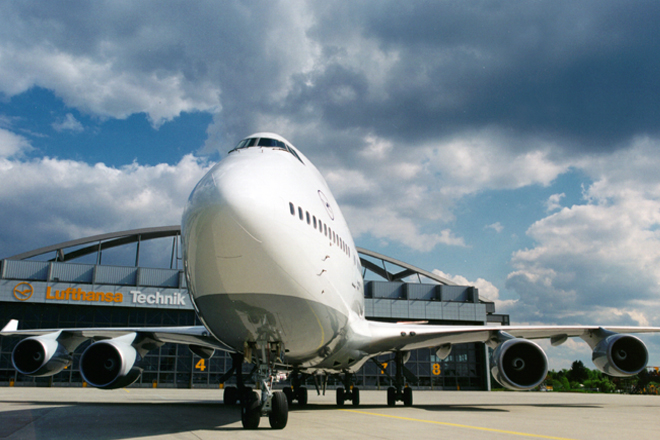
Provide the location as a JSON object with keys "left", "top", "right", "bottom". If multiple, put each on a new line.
{"left": 0, "top": 227, "right": 508, "bottom": 390}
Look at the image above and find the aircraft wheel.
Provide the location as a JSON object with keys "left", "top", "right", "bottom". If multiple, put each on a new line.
{"left": 224, "top": 386, "right": 238, "bottom": 405}
{"left": 403, "top": 387, "right": 413, "bottom": 407}
{"left": 352, "top": 387, "right": 360, "bottom": 406}
{"left": 283, "top": 386, "right": 293, "bottom": 405}
{"left": 241, "top": 391, "right": 261, "bottom": 429}
{"left": 387, "top": 387, "right": 396, "bottom": 406}
{"left": 297, "top": 386, "right": 308, "bottom": 406}
{"left": 336, "top": 387, "right": 345, "bottom": 406}
{"left": 269, "top": 391, "right": 288, "bottom": 429}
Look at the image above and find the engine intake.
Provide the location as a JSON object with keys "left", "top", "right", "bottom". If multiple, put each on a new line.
{"left": 12, "top": 335, "right": 71, "bottom": 377}
{"left": 592, "top": 334, "right": 648, "bottom": 377}
{"left": 491, "top": 339, "right": 548, "bottom": 390}
{"left": 80, "top": 339, "right": 143, "bottom": 389}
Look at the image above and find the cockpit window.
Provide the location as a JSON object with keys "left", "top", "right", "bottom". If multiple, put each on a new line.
{"left": 233, "top": 138, "right": 257, "bottom": 150}
{"left": 257, "top": 138, "right": 286, "bottom": 148}
{"left": 229, "top": 136, "right": 305, "bottom": 165}
{"left": 235, "top": 139, "right": 249, "bottom": 150}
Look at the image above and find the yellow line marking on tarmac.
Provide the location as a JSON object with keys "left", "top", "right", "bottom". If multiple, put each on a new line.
{"left": 339, "top": 409, "right": 578, "bottom": 440}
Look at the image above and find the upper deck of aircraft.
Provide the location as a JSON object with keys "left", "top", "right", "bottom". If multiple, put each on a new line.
{"left": 229, "top": 132, "right": 304, "bottom": 163}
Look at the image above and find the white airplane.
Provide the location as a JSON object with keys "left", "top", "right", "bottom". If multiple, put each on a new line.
{"left": 2, "top": 132, "right": 660, "bottom": 430}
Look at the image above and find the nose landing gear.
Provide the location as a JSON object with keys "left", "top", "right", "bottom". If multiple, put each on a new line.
{"left": 239, "top": 341, "right": 289, "bottom": 430}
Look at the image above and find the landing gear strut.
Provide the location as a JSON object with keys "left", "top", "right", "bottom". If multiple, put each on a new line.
{"left": 335, "top": 371, "right": 360, "bottom": 407}
{"left": 283, "top": 370, "right": 308, "bottom": 406}
{"left": 374, "top": 351, "right": 414, "bottom": 407}
{"left": 222, "top": 353, "right": 252, "bottom": 405}
{"left": 240, "top": 341, "right": 289, "bottom": 430}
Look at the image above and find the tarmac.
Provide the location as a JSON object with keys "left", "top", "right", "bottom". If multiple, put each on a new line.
{"left": 0, "top": 387, "right": 658, "bottom": 440}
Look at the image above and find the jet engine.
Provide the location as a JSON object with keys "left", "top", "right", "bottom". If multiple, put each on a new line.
{"left": 491, "top": 339, "right": 548, "bottom": 390}
{"left": 12, "top": 335, "right": 71, "bottom": 377}
{"left": 80, "top": 339, "right": 143, "bottom": 389}
{"left": 592, "top": 333, "right": 648, "bottom": 377}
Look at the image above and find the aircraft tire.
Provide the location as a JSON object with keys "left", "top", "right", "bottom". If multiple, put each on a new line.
{"left": 224, "top": 386, "right": 238, "bottom": 405}
{"left": 269, "top": 391, "right": 289, "bottom": 429}
{"left": 283, "top": 386, "right": 293, "bottom": 405}
{"left": 403, "top": 387, "right": 413, "bottom": 407}
{"left": 241, "top": 391, "right": 261, "bottom": 429}
{"left": 336, "top": 387, "right": 345, "bottom": 406}
{"left": 387, "top": 387, "right": 396, "bottom": 406}
{"left": 297, "top": 386, "right": 308, "bottom": 406}
{"left": 352, "top": 387, "right": 360, "bottom": 406}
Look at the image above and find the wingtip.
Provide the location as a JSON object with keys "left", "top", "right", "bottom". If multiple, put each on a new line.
{"left": 1, "top": 319, "right": 19, "bottom": 332}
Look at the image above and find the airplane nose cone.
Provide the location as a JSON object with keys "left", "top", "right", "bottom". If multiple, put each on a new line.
{"left": 182, "top": 164, "right": 265, "bottom": 296}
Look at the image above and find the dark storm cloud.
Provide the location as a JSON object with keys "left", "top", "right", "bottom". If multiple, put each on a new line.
{"left": 0, "top": 0, "right": 295, "bottom": 136}
{"left": 297, "top": 0, "right": 660, "bottom": 151}
{"left": 4, "top": 1, "right": 658, "bottom": 154}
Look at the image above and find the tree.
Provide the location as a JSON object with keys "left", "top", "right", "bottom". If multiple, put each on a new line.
{"left": 567, "top": 360, "right": 589, "bottom": 383}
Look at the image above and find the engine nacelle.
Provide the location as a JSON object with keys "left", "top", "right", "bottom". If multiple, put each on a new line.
{"left": 491, "top": 339, "right": 548, "bottom": 390}
{"left": 592, "top": 334, "right": 648, "bottom": 377}
{"left": 12, "top": 335, "right": 71, "bottom": 377}
{"left": 80, "top": 339, "right": 143, "bottom": 389}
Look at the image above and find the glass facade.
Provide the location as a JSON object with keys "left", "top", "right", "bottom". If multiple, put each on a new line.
{"left": 1, "top": 302, "right": 486, "bottom": 390}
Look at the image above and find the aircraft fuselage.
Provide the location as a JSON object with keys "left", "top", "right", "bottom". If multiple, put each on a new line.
{"left": 181, "top": 133, "right": 365, "bottom": 368}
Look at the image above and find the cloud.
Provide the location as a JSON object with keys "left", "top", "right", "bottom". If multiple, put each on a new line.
{"left": 0, "top": 128, "right": 32, "bottom": 158}
{"left": 432, "top": 269, "right": 506, "bottom": 307}
{"left": 309, "top": 127, "right": 571, "bottom": 251}
{"left": 545, "top": 193, "right": 565, "bottom": 212}
{"left": 485, "top": 222, "right": 504, "bottom": 233}
{"left": 0, "top": 151, "right": 213, "bottom": 258}
{"left": 292, "top": 0, "right": 660, "bottom": 149}
{"left": 1, "top": 1, "right": 657, "bottom": 148}
{"left": 505, "top": 138, "right": 660, "bottom": 328}
{"left": 52, "top": 113, "right": 84, "bottom": 132}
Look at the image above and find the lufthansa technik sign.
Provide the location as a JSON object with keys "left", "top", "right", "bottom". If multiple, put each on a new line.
{"left": 1, "top": 280, "right": 192, "bottom": 310}
{"left": 130, "top": 290, "right": 186, "bottom": 306}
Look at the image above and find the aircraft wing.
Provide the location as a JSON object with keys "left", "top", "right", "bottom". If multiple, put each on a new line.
{"left": 0, "top": 319, "right": 235, "bottom": 352}
{"left": 360, "top": 320, "right": 660, "bottom": 354}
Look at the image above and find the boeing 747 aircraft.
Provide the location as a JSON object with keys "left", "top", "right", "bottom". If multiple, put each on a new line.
{"left": 3, "top": 132, "right": 660, "bottom": 430}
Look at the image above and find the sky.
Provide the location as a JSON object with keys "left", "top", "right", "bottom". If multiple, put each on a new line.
{"left": 1, "top": 0, "right": 660, "bottom": 370}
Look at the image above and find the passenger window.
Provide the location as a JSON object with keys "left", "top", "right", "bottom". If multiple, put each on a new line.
{"left": 298, "top": 207, "right": 303, "bottom": 220}
{"left": 289, "top": 203, "right": 295, "bottom": 215}
{"left": 306, "top": 212, "right": 311, "bottom": 224}
{"left": 324, "top": 224, "right": 327, "bottom": 236}
{"left": 313, "top": 216, "right": 317, "bottom": 228}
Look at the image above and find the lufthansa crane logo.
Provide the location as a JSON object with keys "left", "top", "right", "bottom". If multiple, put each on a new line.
{"left": 13, "top": 282, "right": 34, "bottom": 301}
{"left": 318, "top": 190, "right": 334, "bottom": 220}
